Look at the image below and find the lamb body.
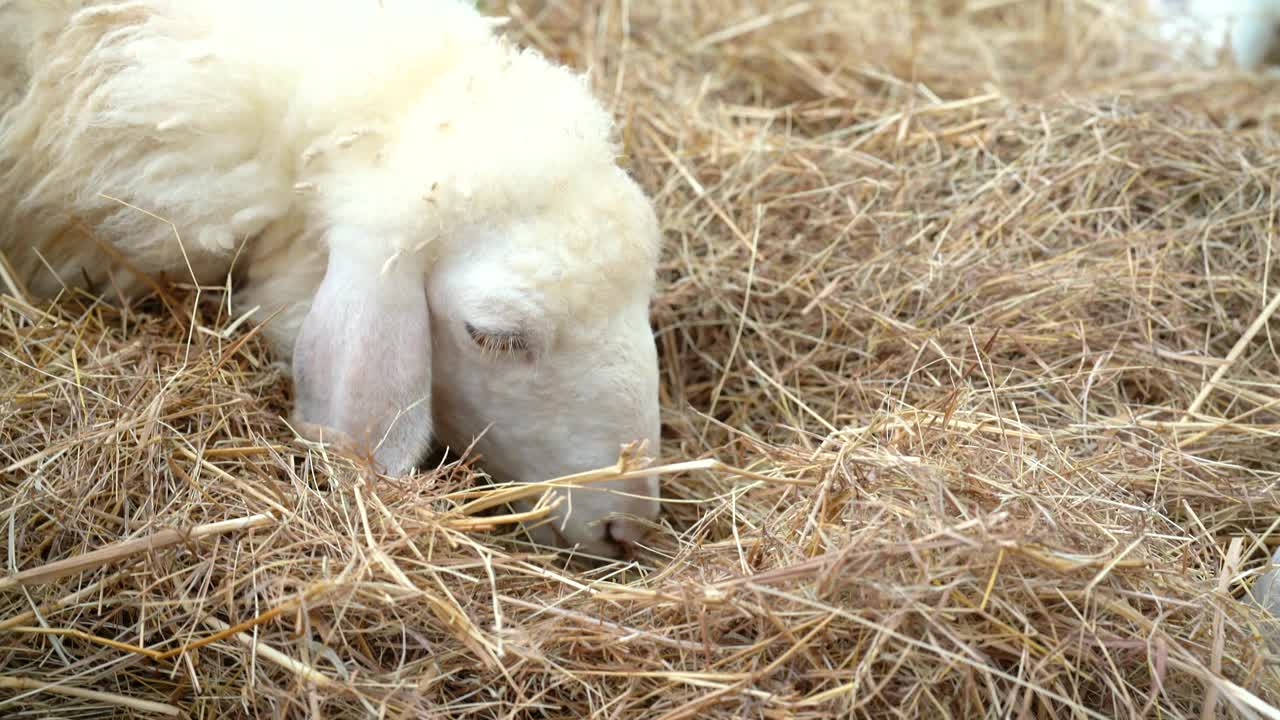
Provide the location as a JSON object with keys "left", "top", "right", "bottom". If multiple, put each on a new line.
{"left": 0, "top": 0, "right": 664, "bottom": 559}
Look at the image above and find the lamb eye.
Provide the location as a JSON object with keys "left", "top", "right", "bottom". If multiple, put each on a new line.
{"left": 465, "top": 322, "right": 530, "bottom": 355}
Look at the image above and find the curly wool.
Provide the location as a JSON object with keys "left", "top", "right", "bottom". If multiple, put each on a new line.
{"left": 0, "top": 0, "right": 659, "bottom": 353}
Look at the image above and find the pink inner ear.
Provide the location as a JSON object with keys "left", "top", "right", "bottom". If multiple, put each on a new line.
{"left": 290, "top": 243, "right": 434, "bottom": 474}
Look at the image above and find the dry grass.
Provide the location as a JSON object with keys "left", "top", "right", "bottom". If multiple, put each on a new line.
{"left": 5, "top": 0, "right": 1280, "bottom": 717}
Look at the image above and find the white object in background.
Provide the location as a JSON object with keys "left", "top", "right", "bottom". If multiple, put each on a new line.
{"left": 1150, "top": 0, "right": 1280, "bottom": 69}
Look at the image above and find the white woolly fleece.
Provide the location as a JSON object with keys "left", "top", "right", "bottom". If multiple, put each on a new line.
{"left": 0, "top": 0, "right": 659, "bottom": 350}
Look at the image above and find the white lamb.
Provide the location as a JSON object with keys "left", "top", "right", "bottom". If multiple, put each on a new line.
{"left": 1147, "top": 0, "right": 1280, "bottom": 70}
{"left": 0, "top": 0, "right": 663, "bottom": 560}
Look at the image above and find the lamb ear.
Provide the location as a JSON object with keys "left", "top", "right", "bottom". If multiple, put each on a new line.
{"left": 289, "top": 238, "right": 433, "bottom": 475}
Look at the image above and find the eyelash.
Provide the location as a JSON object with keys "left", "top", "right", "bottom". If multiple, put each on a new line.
{"left": 465, "top": 322, "right": 529, "bottom": 355}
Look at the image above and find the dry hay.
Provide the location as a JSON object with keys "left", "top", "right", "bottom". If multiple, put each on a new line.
{"left": 4, "top": 0, "right": 1280, "bottom": 717}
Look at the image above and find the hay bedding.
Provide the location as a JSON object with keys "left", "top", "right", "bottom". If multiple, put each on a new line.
{"left": 3, "top": 0, "right": 1280, "bottom": 717}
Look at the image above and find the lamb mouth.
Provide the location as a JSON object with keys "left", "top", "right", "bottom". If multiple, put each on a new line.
{"left": 528, "top": 513, "right": 630, "bottom": 561}
{"left": 491, "top": 476, "right": 629, "bottom": 559}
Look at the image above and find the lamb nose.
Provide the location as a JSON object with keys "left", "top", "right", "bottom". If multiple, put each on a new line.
{"left": 605, "top": 518, "right": 649, "bottom": 547}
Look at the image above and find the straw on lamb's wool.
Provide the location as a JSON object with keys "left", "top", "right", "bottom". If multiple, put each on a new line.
{"left": 3, "top": 0, "right": 1280, "bottom": 717}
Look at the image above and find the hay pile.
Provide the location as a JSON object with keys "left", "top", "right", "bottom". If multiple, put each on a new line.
{"left": 5, "top": 0, "right": 1280, "bottom": 717}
